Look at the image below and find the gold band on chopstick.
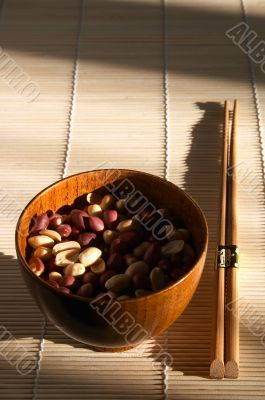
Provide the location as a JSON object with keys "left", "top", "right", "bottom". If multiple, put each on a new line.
{"left": 217, "top": 245, "right": 239, "bottom": 268}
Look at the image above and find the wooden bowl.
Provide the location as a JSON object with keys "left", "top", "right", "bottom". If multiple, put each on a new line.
{"left": 15, "top": 169, "right": 208, "bottom": 351}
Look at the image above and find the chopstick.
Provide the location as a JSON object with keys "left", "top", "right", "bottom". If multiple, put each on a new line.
{"left": 225, "top": 100, "right": 239, "bottom": 378}
{"left": 210, "top": 101, "right": 229, "bottom": 379}
{"left": 210, "top": 100, "right": 239, "bottom": 379}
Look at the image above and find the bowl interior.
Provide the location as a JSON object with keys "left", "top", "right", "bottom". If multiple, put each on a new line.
{"left": 16, "top": 169, "right": 208, "bottom": 289}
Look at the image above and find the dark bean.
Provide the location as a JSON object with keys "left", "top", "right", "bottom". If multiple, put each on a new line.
{"left": 30, "top": 213, "right": 49, "bottom": 234}
{"left": 70, "top": 225, "right": 80, "bottom": 239}
{"left": 89, "top": 216, "right": 105, "bottom": 233}
{"left": 99, "top": 270, "right": 115, "bottom": 290}
{"left": 182, "top": 244, "right": 196, "bottom": 267}
{"left": 49, "top": 213, "right": 63, "bottom": 228}
{"left": 157, "top": 259, "right": 172, "bottom": 273}
{"left": 59, "top": 276, "right": 76, "bottom": 288}
{"left": 103, "top": 210, "right": 118, "bottom": 228}
{"left": 106, "top": 253, "right": 124, "bottom": 272}
{"left": 81, "top": 271, "right": 98, "bottom": 287}
{"left": 143, "top": 243, "right": 161, "bottom": 267}
{"left": 71, "top": 209, "right": 89, "bottom": 231}
{"left": 78, "top": 232, "right": 96, "bottom": 247}
{"left": 59, "top": 286, "right": 71, "bottom": 294}
{"left": 110, "top": 238, "right": 127, "bottom": 254}
{"left": 132, "top": 272, "right": 150, "bottom": 290}
{"left": 47, "top": 280, "right": 60, "bottom": 288}
{"left": 55, "top": 224, "right": 72, "bottom": 238}
{"left": 119, "top": 231, "right": 140, "bottom": 248}
{"left": 77, "top": 283, "right": 94, "bottom": 298}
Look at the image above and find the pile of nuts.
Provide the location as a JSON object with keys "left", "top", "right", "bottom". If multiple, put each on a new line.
{"left": 26, "top": 191, "right": 196, "bottom": 300}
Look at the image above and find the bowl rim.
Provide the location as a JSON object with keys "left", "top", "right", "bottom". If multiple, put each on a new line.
{"left": 15, "top": 168, "right": 208, "bottom": 304}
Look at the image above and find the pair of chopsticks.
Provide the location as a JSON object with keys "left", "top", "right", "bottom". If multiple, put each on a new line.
{"left": 210, "top": 100, "right": 239, "bottom": 379}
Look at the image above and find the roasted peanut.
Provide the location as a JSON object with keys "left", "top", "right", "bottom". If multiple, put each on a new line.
{"left": 90, "top": 258, "right": 106, "bottom": 274}
{"left": 33, "top": 246, "right": 52, "bottom": 261}
{"left": 28, "top": 257, "right": 45, "bottom": 276}
{"left": 64, "top": 263, "right": 86, "bottom": 277}
{"left": 39, "top": 229, "right": 61, "bottom": 242}
{"left": 79, "top": 247, "right": 102, "bottom": 267}
{"left": 52, "top": 241, "right": 80, "bottom": 255}
{"left": 28, "top": 235, "right": 54, "bottom": 249}
{"left": 55, "top": 249, "right": 80, "bottom": 267}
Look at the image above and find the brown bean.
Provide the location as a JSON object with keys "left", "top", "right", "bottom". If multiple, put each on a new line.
{"left": 125, "top": 261, "right": 149, "bottom": 277}
{"left": 161, "top": 240, "right": 184, "bottom": 256}
{"left": 89, "top": 216, "right": 104, "bottom": 233}
{"left": 182, "top": 244, "right": 196, "bottom": 267}
{"left": 28, "top": 257, "right": 45, "bottom": 276}
{"left": 77, "top": 232, "right": 96, "bottom": 247}
{"left": 106, "top": 253, "right": 124, "bottom": 272}
{"left": 59, "top": 287, "right": 70, "bottom": 294}
{"left": 105, "top": 274, "right": 131, "bottom": 292}
{"left": 157, "top": 259, "right": 172, "bottom": 273}
{"left": 99, "top": 270, "right": 115, "bottom": 290}
{"left": 77, "top": 282, "right": 94, "bottom": 298}
{"left": 133, "top": 241, "right": 149, "bottom": 258}
{"left": 177, "top": 228, "right": 190, "bottom": 242}
{"left": 170, "top": 267, "right": 185, "bottom": 281}
{"left": 124, "top": 253, "right": 138, "bottom": 266}
{"left": 150, "top": 267, "right": 166, "bottom": 291}
{"left": 143, "top": 243, "right": 161, "bottom": 267}
{"left": 117, "top": 295, "right": 131, "bottom": 300}
{"left": 81, "top": 271, "right": 98, "bottom": 286}
{"left": 47, "top": 280, "right": 60, "bottom": 289}
{"left": 135, "top": 289, "right": 153, "bottom": 298}
{"left": 55, "top": 224, "right": 72, "bottom": 238}
{"left": 119, "top": 231, "right": 139, "bottom": 248}
{"left": 132, "top": 272, "right": 150, "bottom": 290}
{"left": 165, "top": 225, "right": 182, "bottom": 241}
{"left": 110, "top": 238, "right": 127, "bottom": 254}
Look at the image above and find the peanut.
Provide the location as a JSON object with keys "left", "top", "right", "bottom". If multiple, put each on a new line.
{"left": 64, "top": 263, "right": 85, "bottom": 277}
{"left": 52, "top": 241, "right": 81, "bottom": 255}
{"left": 28, "top": 235, "right": 54, "bottom": 249}
{"left": 39, "top": 229, "right": 61, "bottom": 242}
{"left": 55, "top": 249, "right": 80, "bottom": 267}
{"left": 79, "top": 247, "right": 102, "bottom": 267}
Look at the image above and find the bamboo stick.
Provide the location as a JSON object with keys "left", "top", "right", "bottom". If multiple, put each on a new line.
{"left": 210, "top": 100, "right": 229, "bottom": 379}
{"left": 225, "top": 99, "right": 240, "bottom": 379}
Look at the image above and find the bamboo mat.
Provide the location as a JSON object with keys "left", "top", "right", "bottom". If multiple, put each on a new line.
{"left": 0, "top": 0, "right": 265, "bottom": 398}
